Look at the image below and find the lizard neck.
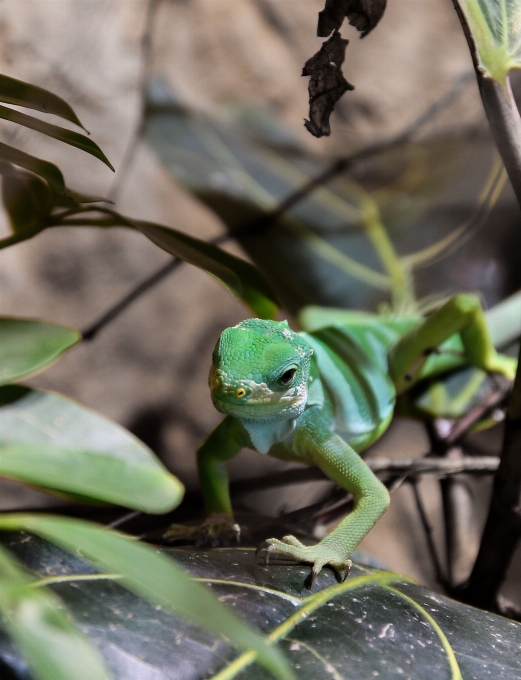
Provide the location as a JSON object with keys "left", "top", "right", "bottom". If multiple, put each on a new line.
{"left": 240, "top": 415, "right": 301, "bottom": 454}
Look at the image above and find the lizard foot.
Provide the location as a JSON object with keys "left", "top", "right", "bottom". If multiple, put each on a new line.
{"left": 487, "top": 355, "right": 517, "bottom": 381}
{"left": 163, "top": 513, "right": 240, "bottom": 547}
{"left": 265, "top": 535, "right": 352, "bottom": 587}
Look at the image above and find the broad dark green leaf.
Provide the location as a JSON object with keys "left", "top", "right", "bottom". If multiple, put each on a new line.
{"left": 2, "top": 536, "right": 521, "bottom": 680}
{"left": 455, "top": 0, "right": 521, "bottom": 84}
{"left": 0, "top": 385, "right": 184, "bottom": 513}
{"left": 0, "top": 545, "right": 110, "bottom": 680}
{"left": 0, "top": 318, "right": 80, "bottom": 385}
{"left": 0, "top": 74, "right": 85, "bottom": 129}
{"left": 0, "top": 142, "right": 65, "bottom": 195}
{"left": 1, "top": 171, "right": 53, "bottom": 235}
{"left": 134, "top": 220, "right": 279, "bottom": 319}
{"left": 0, "top": 517, "right": 294, "bottom": 680}
{"left": 0, "top": 105, "right": 113, "bottom": 170}
{"left": 145, "top": 85, "right": 500, "bottom": 316}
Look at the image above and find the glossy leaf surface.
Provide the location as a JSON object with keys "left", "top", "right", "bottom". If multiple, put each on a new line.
{"left": 0, "top": 105, "right": 113, "bottom": 170}
{"left": 0, "top": 75, "right": 85, "bottom": 129}
{"left": 0, "top": 522, "right": 293, "bottom": 680}
{"left": 0, "top": 319, "right": 80, "bottom": 386}
{"left": 0, "top": 386, "right": 184, "bottom": 513}
{"left": 0, "top": 544, "right": 110, "bottom": 680}
{"left": 1, "top": 535, "right": 520, "bottom": 680}
{"left": 455, "top": 0, "right": 521, "bottom": 83}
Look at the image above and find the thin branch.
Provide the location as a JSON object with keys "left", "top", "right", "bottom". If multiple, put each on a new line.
{"left": 409, "top": 478, "right": 447, "bottom": 587}
{"left": 82, "top": 258, "right": 181, "bottom": 339}
{"left": 230, "top": 456, "right": 500, "bottom": 498}
{"left": 445, "top": 383, "right": 510, "bottom": 445}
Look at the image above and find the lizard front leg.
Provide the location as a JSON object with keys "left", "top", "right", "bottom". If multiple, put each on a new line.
{"left": 164, "top": 415, "right": 249, "bottom": 545}
{"left": 265, "top": 409, "right": 390, "bottom": 585}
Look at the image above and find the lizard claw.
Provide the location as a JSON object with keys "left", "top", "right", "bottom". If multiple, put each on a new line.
{"left": 163, "top": 514, "right": 241, "bottom": 547}
{"left": 264, "top": 535, "right": 352, "bottom": 588}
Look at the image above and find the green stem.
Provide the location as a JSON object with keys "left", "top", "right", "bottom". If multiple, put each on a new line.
{"left": 30, "top": 573, "right": 122, "bottom": 588}
{"left": 360, "top": 200, "right": 415, "bottom": 312}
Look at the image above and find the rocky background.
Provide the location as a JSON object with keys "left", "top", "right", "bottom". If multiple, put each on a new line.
{"left": 1, "top": 0, "right": 519, "bottom": 597}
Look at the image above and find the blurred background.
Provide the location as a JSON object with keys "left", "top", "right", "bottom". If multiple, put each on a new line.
{"left": 1, "top": 0, "right": 521, "bottom": 600}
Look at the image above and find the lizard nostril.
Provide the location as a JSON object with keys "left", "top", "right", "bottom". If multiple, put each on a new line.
{"left": 235, "top": 387, "right": 246, "bottom": 398}
{"left": 214, "top": 378, "right": 220, "bottom": 389}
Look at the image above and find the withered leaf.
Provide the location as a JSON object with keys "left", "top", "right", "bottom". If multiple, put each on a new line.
{"left": 317, "top": 0, "right": 387, "bottom": 38}
{"left": 302, "top": 31, "right": 354, "bottom": 138}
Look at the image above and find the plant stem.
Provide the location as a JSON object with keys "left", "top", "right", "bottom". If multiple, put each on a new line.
{"left": 460, "top": 342, "right": 521, "bottom": 609}
{"left": 477, "top": 73, "right": 521, "bottom": 208}
{"left": 452, "top": 0, "right": 521, "bottom": 612}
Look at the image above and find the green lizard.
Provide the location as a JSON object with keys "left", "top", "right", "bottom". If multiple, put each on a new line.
{"left": 165, "top": 293, "right": 516, "bottom": 584}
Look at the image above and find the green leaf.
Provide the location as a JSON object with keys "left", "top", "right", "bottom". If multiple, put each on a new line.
{"left": 0, "top": 142, "right": 65, "bottom": 195}
{"left": 134, "top": 220, "right": 279, "bottom": 319}
{"left": 455, "top": 0, "right": 521, "bottom": 83}
{"left": 0, "top": 516, "right": 294, "bottom": 680}
{"left": 0, "top": 105, "right": 113, "bottom": 170}
{"left": 0, "top": 318, "right": 80, "bottom": 385}
{"left": 0, "top": 74, "right": 85, "bottom": 129}
{"left": 0, "top": 385, "right": 184, "bottom": 513}
{"left": 0, "top": 544, "right": 111, "bottom": 680}
{"left": 0, "top": 170, "right": 53, "bottom": 235}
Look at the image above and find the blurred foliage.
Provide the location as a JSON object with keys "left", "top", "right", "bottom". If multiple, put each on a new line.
{"left": 0, "top": 74, "right": 292, "bottom": 680}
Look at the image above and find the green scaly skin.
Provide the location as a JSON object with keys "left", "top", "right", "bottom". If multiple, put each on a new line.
{"left": 164, "top": 293, "right": 516, "bottom": 584}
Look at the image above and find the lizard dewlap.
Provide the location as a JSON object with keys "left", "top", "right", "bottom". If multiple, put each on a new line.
{"left": 165, "top": 296, "right": 516, "bottom": 585}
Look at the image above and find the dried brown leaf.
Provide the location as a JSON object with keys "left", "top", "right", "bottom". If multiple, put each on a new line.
{"left": 317, "top": 0, "right": 387, "bottom": 38}
{"left": 302, "top": 31, "right": 354, "bottom": 138}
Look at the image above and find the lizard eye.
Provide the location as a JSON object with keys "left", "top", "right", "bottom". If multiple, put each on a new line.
{"left": 278, "top": 368, "right": 296, "bottom": 386}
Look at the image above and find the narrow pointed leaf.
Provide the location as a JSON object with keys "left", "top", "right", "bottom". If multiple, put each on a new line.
{"left": 455, "top": 0, "right": 521, "bottom": 83}
{"left": 0, "top": 142, "right": 65, "bottom": 194}
{"left": 135, "top": 220, "right": 279, "bottom": 319}
{"left": 0, "top": 385, "right": 184, "bottom": 512}
{"left": 0, "top": 318, "right": 80, "bottom": 385}
{"left": 0, "top": 544, "right": 111, "bottom": 680}
{"left": 63, "top": 188, "right": 109, "bottom": 205}
{"left": 0, "top": 515, "right": 294, "bottom": 680}
{"left": 0, "top": 105, "right": 113, "bottom": 170}
{"left": 0, "top": 74, "right": 85, "bottom": 129}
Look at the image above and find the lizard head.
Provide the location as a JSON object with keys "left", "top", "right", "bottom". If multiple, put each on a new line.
{"left": 209, "top": 319, "right": 313, "bottom": 421}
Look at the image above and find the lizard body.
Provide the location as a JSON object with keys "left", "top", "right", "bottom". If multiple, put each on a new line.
{"left": 166, "top": 293, "right": 516, "bottom": 583}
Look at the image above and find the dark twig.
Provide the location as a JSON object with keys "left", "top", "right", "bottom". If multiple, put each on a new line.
{"left": 445, "top": 383, "right": 510, "bottom": 445}
{"left": 409, "top": 478, "right": 447, "bottom": 588}
{"left": 460, "top": 342, "right": 521, "bottom": 609}
{"left": 230, "top": 456, "right": 499, "bottom": 498}
{"left": 82, "top": 258, "right": 181, "bottom": 339}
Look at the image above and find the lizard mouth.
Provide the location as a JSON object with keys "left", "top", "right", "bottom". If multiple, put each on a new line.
{"left": 211, "top": 390, "right": 306, "bottom": 419}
